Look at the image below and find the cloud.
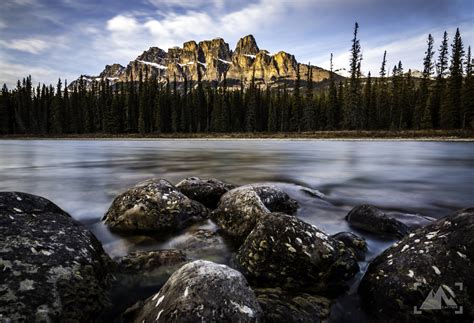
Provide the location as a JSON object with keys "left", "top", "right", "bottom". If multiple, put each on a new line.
{"left": 0, "top": 59, "right": 61, "bottom": 87}
{"left": 1, "top": 38, "right": 48, "bottom": 54}
{"left": 106, "top": 15, "right": 141, "bottom": 33}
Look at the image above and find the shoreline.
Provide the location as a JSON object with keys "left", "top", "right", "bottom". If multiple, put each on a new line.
{"left": 1, "top": 130, "right": 474, "bottom": 141}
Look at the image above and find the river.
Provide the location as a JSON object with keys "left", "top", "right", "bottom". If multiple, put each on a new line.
{"left": 0, "top": 139, "right": 473, "bottom": 321}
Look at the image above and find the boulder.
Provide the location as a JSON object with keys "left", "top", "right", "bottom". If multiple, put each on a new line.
{"left": 0, "top": 192, "right": 113, "bottom": 322}
{"left": 176, "top": 177, "right": 235, "bottom": 208}
{"left": 102, "top": 178, "right": 209, "bottom": 233}
{"left": 358, "top": 208, "right": 474, "bottom": 322}
{"left": 345, "top": 204, "right": 410, "bottom": 238}
{"left": 116, "top": 249, "right": 187, "bottom": 273}
{"left": 235, "top": 213, "right": 358, "bottom": 294}
{"left": 130, "top": 260, "right": 263, "bottom": 322}
{"left": 331, "top": 232, "right": 367, "bottom": 260}
{"left": 212, "top": 184, "right": 298, "bottom": 241}
{"left": 255, "top": 287, "right": 331, "bottom": 323}
{"left": 174, "top": 229, "right": 230, "bottom": 261}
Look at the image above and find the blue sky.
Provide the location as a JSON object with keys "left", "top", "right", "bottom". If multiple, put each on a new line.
{"left": 1, "top": 0, "right": 472, "bottom": 87}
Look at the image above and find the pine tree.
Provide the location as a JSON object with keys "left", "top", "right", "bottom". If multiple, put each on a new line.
{"left": 416, "top": 34, "right": 435, "bottom": 129}
{"left": 377, "top": 51, "right": 390, "bottom": 128}
{"left": 441, "top": 29, "right": 464, "bottom": 128}
{"left": 430, "top": 31, "right": 449, "bottom": 128}
{"left": 303, "top": 63, "right": 316, "bottom": 131}
{"left": 345, "top": 22, "right": 363, "bottom": 129}
{"left": 462, "top": 46, "right": 473, "bottom": 128}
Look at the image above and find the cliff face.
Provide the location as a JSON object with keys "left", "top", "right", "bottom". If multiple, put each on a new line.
{"left": 72, "top": 35, "right": 341, "bottom": 89}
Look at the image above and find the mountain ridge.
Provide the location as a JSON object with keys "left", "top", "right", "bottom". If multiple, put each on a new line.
{"left": 71, "top": 34, "right": 342, "bottom": 89}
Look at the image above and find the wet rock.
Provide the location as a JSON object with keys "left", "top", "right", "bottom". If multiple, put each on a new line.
{"left": 255, "top": 287, "right": 331, "bottom": 323}
{"left": 212, "top": 184, "right": 298, "bottom": 241}
{"left": 358, "top": 208, "right": 474, "bottom": 322}
{"left": 102, "top": 178, "right": 209, "bottom": 233}
{"left": 176, "top": 177, "right": 236, "bottom": 208}
{"left": 0, "top": 192, "right": 113, "bottom": 322}
{"left": 345, "top": 204, "right": 410, "bottom": 239}
{"left": 116, "top": 249, "right": 187, "bottom": 273}
{"left": 130, "top": 260, "right": 263, "bottom": 322}
{"left": 235, "top": 213, "right": 359, "bottom": 294}
{"left": 331, "top": 232, "right": 367, "bottom": 260}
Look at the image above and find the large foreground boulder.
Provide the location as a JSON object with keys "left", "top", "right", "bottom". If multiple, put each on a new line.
{"left": 176, "top": 177, "right": 236, "bottom": 208}
{"left": 359, "top": 208, "right": 474, "bottom": 322}
{"left": 102, "top": 179, "right": 209, "bottom": 233}
{"left": 130, "top": 260, "right": 263, "bottom": 322}
{"left": 255, "top": 287, "right": 331, "bottom": 323}
{"left": 235, "top": 213, "right": 358, "bottom": 294}
{"left": 0, "top": 192, "right": 113, "bottom": 322}
{"left": 212, "top": 184, "right": 299, "bottom": 241}
{"left": 345, "top": 204, "right": 410, "bottom": 238}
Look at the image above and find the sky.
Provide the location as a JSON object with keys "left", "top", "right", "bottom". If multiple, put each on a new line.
{"left": 0, "top": 0, "right": 473, "bottom": 87}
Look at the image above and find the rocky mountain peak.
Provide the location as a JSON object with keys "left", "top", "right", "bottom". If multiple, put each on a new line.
{"left": 234, "top": 34, "right": 259, "bottom": 56}
{"left": 99, "top": 64, "right": 125, "bottom": 78}
{"left": 71, "top": 35, "right": 341, "bottom": 90}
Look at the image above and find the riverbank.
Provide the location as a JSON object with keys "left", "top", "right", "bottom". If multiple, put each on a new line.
{"left": 1, "top": 130, "right": 474, "bottom": 140}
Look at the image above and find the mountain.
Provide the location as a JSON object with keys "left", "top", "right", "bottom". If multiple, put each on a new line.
{"left": 71, "top": 35, "right": 342, "bottom": 89}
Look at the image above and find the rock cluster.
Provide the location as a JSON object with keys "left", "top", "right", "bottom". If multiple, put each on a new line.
{"left": 4, "top": 177, "right": 471, "bottom": 322}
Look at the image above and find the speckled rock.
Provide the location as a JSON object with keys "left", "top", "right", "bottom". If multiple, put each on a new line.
{"left": 173, "top": 229, "right": 230, "bottom": 261}
{"left": 212, "top": 184, "right": 299, "bottom": 241}
{"left": 331, "top": 232, "right": 367, "bottom": 260}
{"left": 345, "top": 204, "right": 410, "bottom": 239}
{"left": 255, "top": 287, "right": 331, "bottom": 323}
{"left": 176, "top": 177, "right": 236, "bottom": 208}
{"left": 130, "top": 260, "right": 263, "bottom": 322}
{"left": 359, "top": 208, "right": 474, "bottom": 322}
{"left": 102, "top": 178, "right": 209, "bottom": 233}
{"left": 116, "top": 249, "right": 187, "bottom": 273}
{"left": 0, "top": 192, "right": 113, "bottom": 322}
{"left": 235, "top": 213, "right": 358, "bottom": 294}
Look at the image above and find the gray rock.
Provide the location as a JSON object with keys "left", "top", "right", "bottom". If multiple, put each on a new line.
{"left": 235, "top": 213, "right": 358, "bottom": 294}
{"left": 130, "top": 260, "right": 263, "bottom": 322}
{"left": 176, "top": 177, "right": 236, "bottom": 208}
{"left": 358, "top": 208, "right": 474, "bottom": 322}
{"left": 331, "top": 232, "right": 367, "bottom": 260}
{"left": 255, "top": 287, "right": 331, "bottom": 323}
{"left": 212, "top": 184, "right": 299, "bottom": 241}
{"left": 0, "top": 192, "right": 113, "bottom": 322}
{"left": 102, "top": 178, "right": 209, "bottom": 233}
{"left": 345, "top": 204, "right": 410, "bottom": 239}
{"left": 116, "top": 249, "right": 187, "bottom": 273}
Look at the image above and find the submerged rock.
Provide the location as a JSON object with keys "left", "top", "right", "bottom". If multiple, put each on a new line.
{"left": 212, "top": 184, "right": 299, "bottom": 241}
{"left": 174, "top": 229, "right": 230, "bottom": 261}
{"left": 0, "top": 192, "right": 113, "bottom": 322}
{"left": 345, "top": 204, "right": 410, "bottom": 239}
{"left": 359, "top": 208, "right": 474, "bottom": 322}
{"left": 235, "top": 213, "right": 358, "bottom": 294}
{"left": 102, "top": 178, "right": 209, "bottom": 233}
{"left": 130, "top": 260, "right": 263, "bottom": 322}
{"left": 116, "top": 249, "right": 187, "bottom": 273}
{"left": 331, "top": 232, "right": 367, "bottom": 261}
{"left": 176, "top": 177, "right": 236, "bottom": 208}
{"left": 255, "top": 287, "right": 331, "bottom": 323}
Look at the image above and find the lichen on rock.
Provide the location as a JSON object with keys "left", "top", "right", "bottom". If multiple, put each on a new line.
{"left": 0, "top": 192, "right": 114, "bottom": 322}
{"left": 102, "top": 178, "right": 209, "bottom": 233}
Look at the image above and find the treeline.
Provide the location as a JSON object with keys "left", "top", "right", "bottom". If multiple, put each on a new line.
{"left": 0, "top": 25, "right": 472, "bottom": 135}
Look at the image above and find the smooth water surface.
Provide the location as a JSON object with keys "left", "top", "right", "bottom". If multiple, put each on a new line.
{"left": 1, "top": 139, "right": 473, "bottom": 321}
